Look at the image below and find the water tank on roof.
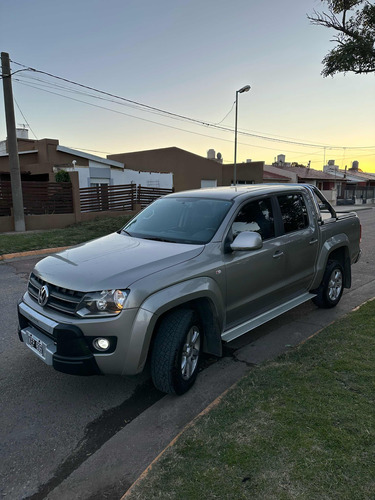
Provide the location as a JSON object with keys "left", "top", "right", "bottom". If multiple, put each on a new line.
{"left": 328, "top": 159, "right": 335, "bottom": 166}
{"left": 277, "top": 154, "right": 286, "bottom": 163}
{"left": 352, "top": 160, "right": 359, "bottom": 171}
{"left": 16, "top": 127, "right": 29, "bottom": 139}
{"left": 207, "top": 149, "right": 216, "bottom": 160}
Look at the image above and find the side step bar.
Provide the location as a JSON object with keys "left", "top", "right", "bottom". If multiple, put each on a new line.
{"left": 222, "top": 292, "right": 316, "bottom": 342}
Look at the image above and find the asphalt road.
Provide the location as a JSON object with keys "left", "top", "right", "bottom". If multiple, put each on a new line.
{"left": 1, "top": 209, "right": 374, "bottom": 499}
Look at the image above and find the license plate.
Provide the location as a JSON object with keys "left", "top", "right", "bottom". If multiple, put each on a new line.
{"left": 27, "top": 333, "right": 44, "bottom": 357}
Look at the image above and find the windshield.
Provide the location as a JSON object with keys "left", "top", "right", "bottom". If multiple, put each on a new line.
{"left": 123, "top": 197, "right": 232, "bottom": 244}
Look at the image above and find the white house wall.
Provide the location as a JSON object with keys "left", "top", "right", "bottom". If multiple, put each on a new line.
{"left": 68, "top": 163, "right": 173, "bottom": 189}
{"left": 75, "top": 166, "right": 90, "bottom": 187}
{"left": 90, "top": 160, "right": 112, "bottom": 170}
{"left": 111, "top": 168, "right": 173, "bottom": 189}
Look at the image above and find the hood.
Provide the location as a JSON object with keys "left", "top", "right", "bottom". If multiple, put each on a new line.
{"left": 33, "top": 232, "right": 204, "bottom": 291}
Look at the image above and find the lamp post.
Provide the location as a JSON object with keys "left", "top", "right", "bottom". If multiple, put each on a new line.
{"left": 233, "top": 84, "right": 250, "bottom": 186}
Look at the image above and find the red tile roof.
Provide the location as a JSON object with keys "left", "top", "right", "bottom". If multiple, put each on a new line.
{"left": 263, "top": 170, "right": 290, "bottom": 181}
{"left": 273, "top": 165, "right": 339, "bottom": 181}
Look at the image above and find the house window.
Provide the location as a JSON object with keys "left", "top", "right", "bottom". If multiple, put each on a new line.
{"left": 201, "top": 179, "right": 217, "bottom": 188}
{"left": 90, "top": 178, "right": 110, "bottom": 187}
{"left": 147, "top": 180, "right": 160, "bottom": 187}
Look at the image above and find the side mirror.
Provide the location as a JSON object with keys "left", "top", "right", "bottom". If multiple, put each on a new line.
{"left": 230, "top": 231, "right": 263, "bottom": 251}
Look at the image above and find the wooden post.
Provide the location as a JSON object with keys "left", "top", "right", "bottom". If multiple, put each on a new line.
{"left": 68, "top": 171, "right": 82, "bottom": 222}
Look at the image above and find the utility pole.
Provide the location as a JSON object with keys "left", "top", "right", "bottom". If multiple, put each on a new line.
{"left": 1, "top": 52, "right": 25, "bottom": 231}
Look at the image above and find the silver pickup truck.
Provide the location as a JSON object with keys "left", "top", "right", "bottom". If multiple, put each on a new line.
{"left": 18, "top": 184, "right": 361, "bottom": 394}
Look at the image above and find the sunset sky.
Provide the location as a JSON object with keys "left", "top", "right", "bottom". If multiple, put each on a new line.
{"left": 1, "top": 0, "right": 374, "bottom": 172}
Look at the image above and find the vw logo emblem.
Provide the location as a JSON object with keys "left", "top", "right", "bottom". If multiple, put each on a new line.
{"left": 38, "top": 285, "right": 49, "bottom": 307}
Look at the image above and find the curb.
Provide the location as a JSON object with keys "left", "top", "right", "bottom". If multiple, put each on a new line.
{"left": 121, "top": 381, "right": 238, "bottom": 499}
{"left": 0, "top": 246, "right": 70, "bottom": 262}
{"left": 121, "top": 296, "right": 375, "bottom": 499}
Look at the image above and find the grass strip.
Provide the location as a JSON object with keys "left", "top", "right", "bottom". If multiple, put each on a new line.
{"left": 0, "top": 215, "right": 131, "bottom": 255}
{"left": 128, "top": 300, "right": 375, "bottom": 500}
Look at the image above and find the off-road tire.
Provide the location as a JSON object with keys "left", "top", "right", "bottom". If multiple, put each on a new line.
{"left": 312, "top": 260, "right": 344, "bottom": 309}
{"left": 151, "top": 309, "right": 201, "bottom": 395}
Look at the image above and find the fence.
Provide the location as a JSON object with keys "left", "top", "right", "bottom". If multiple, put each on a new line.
{"left": 79, "top": 183, "right": 173, "bottom": 213}
{"left": 342, "top": 186, "right": 375, "bottom": 203}
{"left": 80, "top": 183, "right": 136, "bottom": 213}
{"left": 0, "top": 181, "right": 73, "bottom": 216}
{"left": 0, "top": 179, "right": 174, "bottom": 232}
{"left": 0, "top": 182, "right": 12, "bottom": 216}
{"left": 137, "top": 185, "right": 175, "bottom": 208}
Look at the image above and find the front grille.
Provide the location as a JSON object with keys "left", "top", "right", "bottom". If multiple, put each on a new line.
{"left": 28, "top": 273, "right": 85, "bottom": 316}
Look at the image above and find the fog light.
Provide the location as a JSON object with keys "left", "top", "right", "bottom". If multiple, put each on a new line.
{"left": 93, "top": 338, "right": 110, "bottom": 352}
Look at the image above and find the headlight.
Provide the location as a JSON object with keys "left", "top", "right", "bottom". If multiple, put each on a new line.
{"left": 76, "top": 289, "right": 129, "bottom": 317}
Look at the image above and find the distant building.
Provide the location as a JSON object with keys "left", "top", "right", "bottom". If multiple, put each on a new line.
{"left": 323, "top": 160, "right": 375, "bottom": 203}
{"left": 263, "top": 169, "right": 291, "bottom": 183}
{"left": 108, "top": 147, "right": 264, "bottom": 192}
{"left": 0, "top": 130, "right": 172, "bottom": 189}
{"left": 264, "top": 154, "right": 342, "bottom": 203}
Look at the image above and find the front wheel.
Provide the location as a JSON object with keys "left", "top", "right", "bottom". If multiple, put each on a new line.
{"left": 312, "top": 260, "right": 344, "bottom": 309}
{"left": 151, "top": 309, "right": 202, "bottom": 395}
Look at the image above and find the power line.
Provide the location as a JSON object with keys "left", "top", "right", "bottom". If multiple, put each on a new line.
{"left": 16, "top": 75, "right": 375, "bottom": 154}
{"left": 13, "top": 71, "right": 344, "bottom": 149}
{"left": 17, "top": 73, "right": 212, "bottom": 126}
{"left": 11, "top": 60, "right": 214, "bottom": 127}
{"left": 14, "top": 79, "right": 375, "bottom": 162}
{"left": 13, "top": 97, "right": 38, "bottom": 139}
{"left": 11, "top": 59, "right": 375, "bottom": 152}
{"left": 66, "top": 146, "right": 112, "bottom": 154}
{"left": 14, "top": 79, "right": 334, "bottom": 158}
{"left": 213, "top": 101, "right": 235, "bottom": 125}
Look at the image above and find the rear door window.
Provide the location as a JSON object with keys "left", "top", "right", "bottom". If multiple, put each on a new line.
{"left": 277, "top": 194, "right": 309, "bottom": 233}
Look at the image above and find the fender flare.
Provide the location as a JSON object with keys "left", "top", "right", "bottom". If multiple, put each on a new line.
{"left": 310, "top": 234, "right": 350, "bottom": 290}
{"left": 122, "top": 277, "right": 225, "bottom": 375}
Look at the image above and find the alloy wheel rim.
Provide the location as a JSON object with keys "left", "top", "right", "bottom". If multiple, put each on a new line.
{"left": 181, "top": 326, "right": 200, "bottom": 380}
{"left": 328, "top": 269, "right": 343, "bottom": 301}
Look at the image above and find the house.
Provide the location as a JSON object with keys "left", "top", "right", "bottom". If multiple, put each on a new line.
{"left": 108, "top": 147, "right": 264, "bottom": 192}
{"left": 263, "top": 169, "right": 291, "bottom": 183}
{"left": 0, "top": 132, "right": 263, "bottom": 192}
{"left": 323, "top": 160, "right": 375, "bottom": 204}
{"left": 264, "top": 155, "right": 343, "bottom": 203}
{"left": 0, "top": 129, "right": 173, "bottom": 189}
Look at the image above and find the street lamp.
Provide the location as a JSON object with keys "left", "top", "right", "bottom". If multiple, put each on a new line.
{"left": 233, "top": 84, "right": 251, "bottom": 186}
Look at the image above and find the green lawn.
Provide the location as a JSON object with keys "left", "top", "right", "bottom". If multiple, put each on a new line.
{"left": 0, "top": 215, "right": 132, "bottom": 255}
{"left": 128, "top": 300, "right": 375, "bottom": 500}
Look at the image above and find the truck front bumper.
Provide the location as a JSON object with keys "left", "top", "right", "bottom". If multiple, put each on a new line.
{"left": 18, "top": 301, "right": 101, "bottom": 376}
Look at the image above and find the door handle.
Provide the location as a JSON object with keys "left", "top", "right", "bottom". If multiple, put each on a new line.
{"left": 273, "top": 251, "right": 284, "bottom": 259}
{"left": 309, "top": 239, "right": 318, "bottom": 245}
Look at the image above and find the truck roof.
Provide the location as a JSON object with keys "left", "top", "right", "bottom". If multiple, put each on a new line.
{"left": 168, "top": 183, "right": 308, "bottom": 201}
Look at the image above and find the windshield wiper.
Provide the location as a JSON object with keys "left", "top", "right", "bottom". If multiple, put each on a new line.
{"left": 120, "top": 229, "right": 132, "bottom": 236}
{"left": 142, "top": 236, "right": 175, "bottom": 243}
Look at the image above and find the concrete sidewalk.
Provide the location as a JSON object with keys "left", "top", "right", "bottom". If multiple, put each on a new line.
{"left": 335, "top": 203, "right": 375, "bottom": 212}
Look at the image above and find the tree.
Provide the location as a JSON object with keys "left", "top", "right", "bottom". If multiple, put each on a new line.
{"left": 291, "top": 162, "right": 308, "bottom": 168}
{"left": 55, "top": 169, "right": 71, "bottom": 182}
{"left": 308, "top": 0, "right": 375, "bottom": 76}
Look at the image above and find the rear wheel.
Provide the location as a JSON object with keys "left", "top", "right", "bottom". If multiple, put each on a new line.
{"left": 312, "top": 260, "right": 344, "bottom": 308}
{"left": 151, "top": 309, "right": 201, "bottom": 395}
